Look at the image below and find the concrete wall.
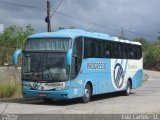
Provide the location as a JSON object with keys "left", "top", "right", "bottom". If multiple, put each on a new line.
{"left": 0, "top": 66, "right": 21, "bottom": 83}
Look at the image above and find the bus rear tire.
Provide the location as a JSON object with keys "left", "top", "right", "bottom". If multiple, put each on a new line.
{"left": 82, "top": 84, "right": 91, "bottom": 103}
{"left": 123, "top": 81, "right": 131, "bottom": 96}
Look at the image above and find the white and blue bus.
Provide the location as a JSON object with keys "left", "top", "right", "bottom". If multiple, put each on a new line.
{"left": 14, "top": 29, "right": 143, "bottom": 103}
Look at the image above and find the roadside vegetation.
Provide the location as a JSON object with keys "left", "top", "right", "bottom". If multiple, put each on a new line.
{"left": 0, "top": 81, "right": 21, "bottom": 98}
{"left": 132, "top": 38, "right": 160, "bottom": 71}
{"left": 0, "top": 24, "right": 35, "bottom": 65}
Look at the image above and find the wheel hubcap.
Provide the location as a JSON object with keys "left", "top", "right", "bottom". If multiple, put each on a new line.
{"left": 127, "top": 84, "right": 131, "bottom": 94}
{"left": 85, "top": 89, "right": 90, "bottom": 100}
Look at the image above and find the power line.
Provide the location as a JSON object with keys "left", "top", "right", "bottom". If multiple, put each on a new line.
{"left": 56, "top": 11, "right": 119, "bottom": 31}
{"left": 54, "top": 11, "right": 158, "bottom": 38}
{"left": 120, "top": 27, "right": 125, "bottom": 39}
{"left": 0, "top": 0, "right": 46, "bottom": 11}
{"left": 50, "top": 0, "right": 64, "bottom": 18}
{"left": 124, "top": 28, "right": 157, "bottom": 38}
{"left": 0, "top": 0, "right": 158, "bottom": 38}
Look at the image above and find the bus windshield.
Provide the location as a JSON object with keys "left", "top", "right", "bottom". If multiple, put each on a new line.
{"left": 26, "top": 38, "right": 71, "bottom": 51}
{"left": 22, "top": 52, "right": 69, "bottom": 82}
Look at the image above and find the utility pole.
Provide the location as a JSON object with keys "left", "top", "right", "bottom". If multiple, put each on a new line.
{"left": 45, "top": 0, "right": 51, "bottom": 32}
{"left": 120, "top": 27, "right": 125, "bottom": 39}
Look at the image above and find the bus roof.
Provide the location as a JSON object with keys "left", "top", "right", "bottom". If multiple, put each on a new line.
{"left": 28, "top": 29, "right": 141, "bottom": 45}
{"left": 112, "top": 37, "right": 141, "bottom": 45}
{"left": 29, "top": 29, "right": 112, "bottom": 40}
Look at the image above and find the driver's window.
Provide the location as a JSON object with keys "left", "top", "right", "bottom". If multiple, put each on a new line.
{"left": 71, "top": 37, "right": 83, "bottom": 79}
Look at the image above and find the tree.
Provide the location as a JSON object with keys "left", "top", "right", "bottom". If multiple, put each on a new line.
{"left": 58, "top": 26, "right": 76, "bottom": 30}
{"left": 0, "top": 24, "right": 35, "bottom": 48}
{"left": 158, "top": 32, "right": 160, "bottom": 41}
{"left": 144, "top": 43, "right": 160, "bottom": 70}
{"left": 0, "top": 24, "right": 35, "bottom": 65}
{"left": 132, "top": 38, "right": 149, "bottom": 51}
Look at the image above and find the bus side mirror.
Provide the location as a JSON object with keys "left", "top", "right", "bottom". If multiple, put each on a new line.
{"left": 13, "top": 49, "right": 22, "bottom": 65}
{"left": 66, "top": 49, "right": 73, "bottom": 66}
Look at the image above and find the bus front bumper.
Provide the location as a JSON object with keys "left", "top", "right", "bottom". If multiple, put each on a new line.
{"left": 22, "top": 89, "right": 74, "bottom": 100}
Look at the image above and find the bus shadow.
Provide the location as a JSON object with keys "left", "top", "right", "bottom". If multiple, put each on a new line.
{"left": 91, "top": 92, "right": 135, "bottom": 102}
{"left": 21, "top": 92, "right": 135, "bottom": 106}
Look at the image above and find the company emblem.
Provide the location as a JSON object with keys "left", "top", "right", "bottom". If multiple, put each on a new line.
{"left": 113, "top": 63, "right": 124, "bottom": 89}
{"left": 33, "top": 82, "right": 39, "bottom": 89}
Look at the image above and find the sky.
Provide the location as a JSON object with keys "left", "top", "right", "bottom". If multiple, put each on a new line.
{"left": 0, "top": 0, "right": 160, "bottom": 41}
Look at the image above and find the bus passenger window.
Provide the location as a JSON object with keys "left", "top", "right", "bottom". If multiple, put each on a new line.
{"left": 123, "top": 44, "right": 128, "bottom": 59}
{"left": 115, "top": 45, "right": 123, "bottom": 58}
{"left": 105, "top": 50, "right": 110, "bottom": 57}
{"left": 128, "top": 46, "right": 135, "bottom": 59}
{"left": 104, "top": 42, "right": 112, "bottom": 58}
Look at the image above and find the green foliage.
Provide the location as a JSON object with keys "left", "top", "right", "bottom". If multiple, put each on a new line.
{"left": 0, "top": 24, "right": 35, "bottom": 48}
{"left": 144, "top": 43, "right": 160, "bottom": 69}
{"left": 0, "top": 24, "right": 35, "bottom": 65}
{"left": 0, "top": 81, "right": 21, "bottom": 98}
{"left": 158, "top": 32, "right": 160, "bottom": 41}
{"left": 132, "top": 37, "right": 149, "bottom": 51}
{"left": 58, "top": 26, "right": 76, "bottom": 30}
{"left": 132, "top": 38, "right": 160, "bottom": 70}
{"left": 58, "top": 27, "right": 65, "bottom": 30}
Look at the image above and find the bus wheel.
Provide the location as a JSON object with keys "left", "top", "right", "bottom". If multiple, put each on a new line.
{"left": 82, "top": 84, "right": 91, "bottom": 103}
{"left": 123, "top": 81, "right": 131, "bottom": 96}
{"left": 43, "top": 98, "right": 53, "bottom": 103}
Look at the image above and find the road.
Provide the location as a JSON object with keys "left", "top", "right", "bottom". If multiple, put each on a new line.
{"left": 0, "top": 70, "right": 160, "bottom": 114}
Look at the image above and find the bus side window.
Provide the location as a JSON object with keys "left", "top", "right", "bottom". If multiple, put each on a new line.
{"left": 84, "top": 38, "right": 97, "bottom": 58}
{"left": 123, "top": 44, "right": 128, "bottom": 59}
{"left": 136, "top": 46, "right": 142, "bottom": 59}
{"left": 84, "top": 38, "right": 91, "bottom": 58}
{"left": 128, "top": 45, "right": 135, "bottom": 59}
{"left": 91, "top": 39, "right": 97, "bottom": 58}
{"left": 115, "top": 44, "right": 123, "bottom": 58}
{"left": 71, "top": 37, "right": 82, "bottom": 79}
{"left": 98, "top": 41, "right": 104, "bottom": 58}
{"left": 104, "top": 42, "right": 112, "bottom": 58}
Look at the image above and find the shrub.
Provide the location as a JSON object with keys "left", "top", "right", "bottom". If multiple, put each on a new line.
{"left": 0, "top": 81, "right": 21, "bottom": 98}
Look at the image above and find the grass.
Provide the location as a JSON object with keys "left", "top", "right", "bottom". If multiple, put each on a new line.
{"left": 0, "top": 81, "right": 22, "bottom": 98}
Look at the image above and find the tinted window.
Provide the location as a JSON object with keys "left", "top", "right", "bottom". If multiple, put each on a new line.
{"left": 84, "top": 38, "right": 97, "bottom": 58}
{"left": 71, "top": 37, "right": 83, "bottom": 79}
{"left": 84, "top": 37, "right": 142, "bottom": 60}
{"left": 123, "top": 44, "right": 128, "bottom": 59}
{"left": 114, "top": 43, "right": 123, "bottom": 58}
{"left": 104, "top": 42, "right": 113, "bottom": 58}
{"left": 128, "top": 45, "right": 142, "bottom": 59}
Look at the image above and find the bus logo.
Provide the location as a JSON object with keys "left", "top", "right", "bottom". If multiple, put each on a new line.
{"left": 113, "top": 63, "right": 124, "bottom": 89}
{"left": 33, "top": 82, "right": 39, "bottom": 89}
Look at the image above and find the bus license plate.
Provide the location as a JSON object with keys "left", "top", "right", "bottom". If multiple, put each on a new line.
{"left": 39, "top": 93, "right": 47, "bottom": 97}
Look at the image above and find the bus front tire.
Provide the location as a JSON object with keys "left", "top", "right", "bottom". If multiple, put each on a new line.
{"left": 82, "top": 84, "right": 91, "bottom": 103}
{"left": 123, "top": 81, "right": 131, "bottom": 96}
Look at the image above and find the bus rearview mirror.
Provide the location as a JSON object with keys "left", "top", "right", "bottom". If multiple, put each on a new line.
{"left": 66, "top": 49, "right": 73, "bottom": 66}
{"left": 13, "top": 49, "right": 22, "bottom": 65}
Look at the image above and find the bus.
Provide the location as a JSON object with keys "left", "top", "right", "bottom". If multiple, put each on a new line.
{"left": 13, "top": 29, "right": 143, "bottom": 103}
